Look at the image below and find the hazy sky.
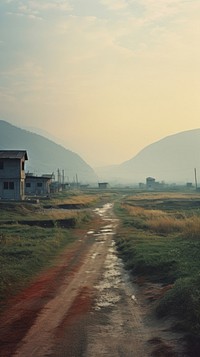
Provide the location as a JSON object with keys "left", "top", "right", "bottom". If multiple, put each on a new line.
{"left": 1, "top": 0, "right": 200, "bottom": 167}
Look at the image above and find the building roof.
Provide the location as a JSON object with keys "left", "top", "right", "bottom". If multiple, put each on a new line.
{"left": 0, "top": 150, "right": 28, "bottom": 160}
{"left": 26, "top": 174, "right": 52, "bottom": 181}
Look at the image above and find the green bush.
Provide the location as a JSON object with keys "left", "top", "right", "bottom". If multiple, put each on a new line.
{"left": 156, "top": 275, "right": 200, "bottom": 334}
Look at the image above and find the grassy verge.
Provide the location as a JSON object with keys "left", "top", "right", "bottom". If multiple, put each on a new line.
{"left": 0, "top": 190, "right": 99, "bottom": 222}
{"left": 114, "top": 192, "right": 200, "bottom": 336}
{"left": 0, "top": 225, "right": 75, "bottom": 302}
{"left": 47, "top": 189, "right": 102, "bottom": 205}
{"left": 0, "top": 191, "right": 99, "bottom": 308}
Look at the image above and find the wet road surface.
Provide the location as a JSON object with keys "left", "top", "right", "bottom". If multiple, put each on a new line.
{"left": 0, "top": 203, "right": 186, "bottom": 356}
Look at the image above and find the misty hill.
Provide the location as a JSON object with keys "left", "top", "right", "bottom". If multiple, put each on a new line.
{"left": 96, "top": 129, "right": 200, "bottom": 184}
{"left": 0, "top": 120, "right": 97, "bottom": 183}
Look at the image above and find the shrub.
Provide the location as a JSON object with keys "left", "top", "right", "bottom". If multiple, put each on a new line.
{"left": 156, "top": 275, "right": 200, "bottom": 334}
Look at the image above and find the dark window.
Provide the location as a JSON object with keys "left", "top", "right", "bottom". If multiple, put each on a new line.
{"left": 26, "top": 182, "right": 31, "bottom": 188}
{"left": 3, "top": 182, "right": 14, "bottom": 190}
{"left": 9, "top": 182, "right": 14, "bottom": 190}
{"left": 22, "top": 161, "right": 25, "bottom": 171}
{"left": 0, "top": 161, "right": 3, "bottom": 170}
{"left": 37, "top": 182, "right": 42, "bottom": 187}
{"left": 3, "top": 182, "right": 8, "bottom": 189}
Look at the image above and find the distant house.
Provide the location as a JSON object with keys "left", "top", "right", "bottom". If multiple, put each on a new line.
{"left": 146, "top": 177, "right": 156, "bottom": 190}
{"left": 0, "top": 150, "right": 28, "bottom": 200}
{"left": 139, "top": 182, "right": 145, "bottom": 189}
{"left": 25, "top": 173, "right": 53, "bottom": 196}
{"left": 146, "top": 177, "right": 162, "bottom": 190}
{"left": 98, "top": 182, "right": 108, "bottom": 189}
{"left": 186, "top": 182, "right": 193, "bottom": 188}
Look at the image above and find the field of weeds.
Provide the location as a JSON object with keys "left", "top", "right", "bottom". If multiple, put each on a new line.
{"left": 48, "top": 190, "right": 100, "bottom": 207}
{"left": 114, "top": 192, "right": 200, "bottom": 338}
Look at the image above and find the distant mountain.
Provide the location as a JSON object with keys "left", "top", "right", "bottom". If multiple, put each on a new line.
{"left": 96, "top": 129, "right": 200, "bottom": 184}
{"left": 0, "top": 120, "right": 97, "bottom": 183}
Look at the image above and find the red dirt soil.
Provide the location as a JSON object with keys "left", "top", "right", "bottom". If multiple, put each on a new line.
{"left": 0, "top": 233, "right": 95, "bottom": 357}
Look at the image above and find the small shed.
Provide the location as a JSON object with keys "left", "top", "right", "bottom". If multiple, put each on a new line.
{"left": 98, "top": 182, "right": 108, "bottom": 189}
{"left": 25, "top": 173, "right": 53, "bottom": 196}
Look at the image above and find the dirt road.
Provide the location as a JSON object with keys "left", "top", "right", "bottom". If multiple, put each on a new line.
{"left": 0, "top": 203, "right": 186, "bottom": 356}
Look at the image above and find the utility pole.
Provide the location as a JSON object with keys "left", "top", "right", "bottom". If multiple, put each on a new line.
{"left": 76, "top": 173, "right": 78, "bottom": 188}
{"left": 57, "top": 169, "right": 61, "bottom": 184}
{"left": 194, "top": 168, "right": 198, "bottom": 190}
{"left": 62, "top": 170, "right": 65, "bottom": 185}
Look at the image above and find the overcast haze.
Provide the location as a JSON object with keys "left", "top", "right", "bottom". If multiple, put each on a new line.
{"left": 0, "top": 0, "right": 200, "bottom": 167}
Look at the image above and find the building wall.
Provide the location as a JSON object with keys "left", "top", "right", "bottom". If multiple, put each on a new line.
{"left": 0, "top": 158, "right": 25, "bottom": 179}
{"left": 146, "top": 177, "right": 156, "bottom": 190}
{"left": 0, "top": 179, "right": 24, "bottom": 200}
{"left": 98, "top": 183, "right": 108, "bottom": 189}
{"left": 25, "top": 178, "right": 51, "bottom": 196}
{"left": 0, "top": 158, "right": 25, "bottom": 200}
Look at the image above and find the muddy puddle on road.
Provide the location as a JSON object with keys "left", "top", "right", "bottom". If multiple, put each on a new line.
{"left": 85, "top": 203, "right": 186, "bottom": 357}
{"left": 93, "top": 204, "right": 138, "bottom": 308}
{"left": 85, "top": 203, "right": 147, "bottom": 357}
{"left": 89, "top": 204, "right": 127, "bottom": 311}
{"left": 94, "top": 241, "right": 125, "bottom": 310}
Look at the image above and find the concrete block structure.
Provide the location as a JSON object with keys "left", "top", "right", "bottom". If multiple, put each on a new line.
{"left": 25, "top": 174, "right": 53, "bottom": 196}
{"left": 0, "top": 150, "right": 28, "bottom": 200}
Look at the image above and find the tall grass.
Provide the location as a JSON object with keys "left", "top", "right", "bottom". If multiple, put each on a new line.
{"left": 121, "top": 202, "right": 200, "bottom": 237}
{"left": 50, "top": 193, "right": 99, "bottom": 206}
{"left": 126, "top": 192, "right": 200, "bottom": 201}
{"left": 122, "top": 204, "right": 165, "bottom": 218}
{"left": 183, "top": 216, "right": 200, "bottom": 239}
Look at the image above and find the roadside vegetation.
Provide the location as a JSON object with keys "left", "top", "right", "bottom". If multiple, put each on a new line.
{"left": 0, "top": 190, "right": 100, "bottom": 309}
{"left": 114, "top": 192, "right": 200, "bottom": 338}
{"left": 3, "top": 187, "right": 200, "bottom": 344}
